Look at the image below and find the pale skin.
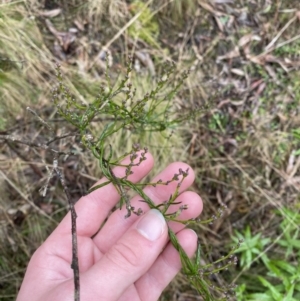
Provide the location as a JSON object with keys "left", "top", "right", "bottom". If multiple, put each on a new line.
{"left": 16, "top": 151, "right": 203, "bottom": 301}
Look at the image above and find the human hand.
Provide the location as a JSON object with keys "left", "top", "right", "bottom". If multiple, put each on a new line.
{"left": 16, "top": 151, "right": 203, "bottom": 301}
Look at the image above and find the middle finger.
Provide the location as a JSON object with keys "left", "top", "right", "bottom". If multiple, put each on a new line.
{"left": 93, "top": 162, "right": 202, "bottom": 254}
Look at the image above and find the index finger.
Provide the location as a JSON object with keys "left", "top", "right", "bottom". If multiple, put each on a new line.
{"left": 51, "top": 151, "right": 154, "bottom": 237}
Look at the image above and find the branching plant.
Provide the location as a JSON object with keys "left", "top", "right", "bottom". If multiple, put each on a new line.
{"left": 1, "top": 57, "right": 240, "bottom": 301}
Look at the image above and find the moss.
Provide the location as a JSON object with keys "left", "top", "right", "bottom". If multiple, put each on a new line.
{"left": 127, "top": 1, "right": 160, "bottom": 48}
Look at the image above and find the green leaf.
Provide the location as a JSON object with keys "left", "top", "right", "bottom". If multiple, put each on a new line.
{"left": 265, "top": 261, "right": 282, "bottom": 278}
{"left": 246, "top": 293, "right": 273, "bottom": 301}
{"left": 195, "top": 244, "right": 201, "bottom": 268}
{"left": 273, "top": 260, "right": 296, "bottom": 275}
{"left": 258, "top": 276, "right": 282, "bottom": 301}
{"left": 283, "top": 283, "right": 295, "bottom": 301}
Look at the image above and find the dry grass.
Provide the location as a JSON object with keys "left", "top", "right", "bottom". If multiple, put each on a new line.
{"left": 1, "top": 0, "right": 300, "bottom": 300}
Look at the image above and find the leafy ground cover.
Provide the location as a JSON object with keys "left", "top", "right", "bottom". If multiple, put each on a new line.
{"left": 1, "top": 0, "right": 300, "bottom": 300}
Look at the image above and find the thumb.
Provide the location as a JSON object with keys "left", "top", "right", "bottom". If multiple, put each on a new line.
{"left": 81, "top": 209, "right": 168, "bottom": 300}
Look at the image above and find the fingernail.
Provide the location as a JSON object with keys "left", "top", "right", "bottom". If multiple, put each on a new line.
{"left": 136, "top": 209, "right": 166, "bottom": 241}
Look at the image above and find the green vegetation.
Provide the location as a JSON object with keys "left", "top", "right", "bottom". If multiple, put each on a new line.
{"left": 1, "top": 0, "right": 300, "bottom": 300}
{"left": 234, "top": 208, "right": 300, "bottom": 301}
{"left": 128, "top": 1, "right": 160, "bottom": 48}
{"left": 231, "top": 226, "right": 271, "bottom": 270}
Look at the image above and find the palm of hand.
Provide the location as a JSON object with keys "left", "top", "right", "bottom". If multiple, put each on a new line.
{"left": 17, "top": 154, "right": 202, "bottom": 301}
